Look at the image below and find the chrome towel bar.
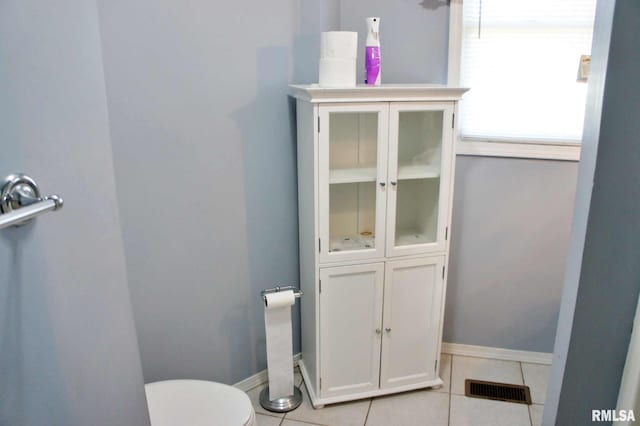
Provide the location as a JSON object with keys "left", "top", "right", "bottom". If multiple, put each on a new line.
{"left": 0, "top": 196, "right": 63, "bottom": 230}
{"left": 0, "top": 174, "right": 64, "bottom": 229}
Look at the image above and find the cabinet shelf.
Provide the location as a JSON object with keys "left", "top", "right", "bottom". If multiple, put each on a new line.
{"left": 329, "top": 235, "right": 375, "bottom": 252}
{"left": 397, "top": 164, "right": 440, "bottom": 180}
{"left": 395, "top": 230, "right": 435, "bottom": 246}
{"left": 329, "top": 167, "right": 377, "bottom": 184}
{"left": 328, "top": 165, "right": 439, "bottom": 184}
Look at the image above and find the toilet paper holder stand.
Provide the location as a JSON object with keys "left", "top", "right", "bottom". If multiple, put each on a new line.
{"left": 261, "top": 285, "right": 303, "bottom": 306}
{"left": 260, "top": 285, "right": 304, "bottom": 413}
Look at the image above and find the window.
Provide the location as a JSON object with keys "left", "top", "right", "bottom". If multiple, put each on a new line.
{"left": 449, "top": 0, "right": 597, "bottom": 158}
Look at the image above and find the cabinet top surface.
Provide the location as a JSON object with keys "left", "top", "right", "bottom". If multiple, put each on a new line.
{"left": 289, "top": 84, "right": 469, "bottom": 103}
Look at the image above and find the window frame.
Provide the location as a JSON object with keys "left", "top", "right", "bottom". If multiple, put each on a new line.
{"left": 447, "top": 0, "right": 581, "bottom": 161}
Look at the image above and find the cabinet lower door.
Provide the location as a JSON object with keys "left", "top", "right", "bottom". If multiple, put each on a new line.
{"left": 319, "top": 263, "right": 384, "bottom": 398}
{"left": 380, "top": 256, "right": 445, "bottom": 389}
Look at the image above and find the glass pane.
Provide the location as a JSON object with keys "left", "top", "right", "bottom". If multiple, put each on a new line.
{"left": 395, "top": 178, "right": 439, "bottom": 246}
{"left": 397, "top": 111, "right": 443, "bottom": 179}
{"left": 329, "top": 112, "right": 378, "bottom": 184}
{"left": 395, "top": 110, "right": 443, "bottom": 247}
{"left": 329, "top": 182, "right": 376, "bottom": 252}
{"left": 327, "top": 111, "right": 379, "bottom": 253}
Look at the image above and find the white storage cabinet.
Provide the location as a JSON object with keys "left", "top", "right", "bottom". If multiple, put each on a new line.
{"left": 291, "top": 84, "right": 468, "bottom": 407}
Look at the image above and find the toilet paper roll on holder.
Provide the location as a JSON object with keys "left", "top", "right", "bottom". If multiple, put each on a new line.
{"left": 259, "top": 285, "right": 304, "bottom": 413}
{"left": 261, "top": 286, "right": 303, "bottom": 306}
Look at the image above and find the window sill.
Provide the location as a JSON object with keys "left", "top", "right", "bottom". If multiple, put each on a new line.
{"left": 456, "top": 140, "right": 581, "bottom": 161}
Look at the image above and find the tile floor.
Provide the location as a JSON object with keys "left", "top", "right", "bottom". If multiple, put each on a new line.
{"left": 246, "top": 354, "right": 550, "bottom": 426}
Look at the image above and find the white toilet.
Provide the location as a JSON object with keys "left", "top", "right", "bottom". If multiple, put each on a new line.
{"left": 145, "top": 380, "right": 256, "bottom": 426}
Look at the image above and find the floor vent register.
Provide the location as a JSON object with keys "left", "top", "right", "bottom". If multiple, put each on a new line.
{"left": 465, "top": 379, "right": 532, "bottom": 405}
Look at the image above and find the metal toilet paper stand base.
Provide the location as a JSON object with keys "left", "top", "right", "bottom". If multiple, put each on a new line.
{"left": 259, "top": 385, "right": 303, "bottom": 413}
{"left": 260, "top": 285, "right": 304, "bottom": 413}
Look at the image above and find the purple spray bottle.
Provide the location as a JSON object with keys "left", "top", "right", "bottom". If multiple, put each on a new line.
{"left": 365, "top": 17, "right": 381, "bottom": 85}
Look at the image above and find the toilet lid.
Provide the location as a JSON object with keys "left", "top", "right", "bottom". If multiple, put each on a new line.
{"left": 145, "top": 380, "right": 256, "bottom": 426}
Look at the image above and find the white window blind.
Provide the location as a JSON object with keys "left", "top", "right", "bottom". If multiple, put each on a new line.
{"left": 459, "top": 0, "right": 597, "bottom": 143}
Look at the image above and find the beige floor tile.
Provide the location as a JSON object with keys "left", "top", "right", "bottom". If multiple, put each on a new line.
{"left": 366, "top": 390, "right": 449, "bottom": 426}
{"left": 529, "top": 404, "right": 544, "bottom": 426}
{"left": 434, "top": 353, "right": 452, "bottom": 393}
{"left": 246, "top": 383, "right": 285, "bottom": 419}
{"left": 521, "top": 363, "right": 550, "bottom": 404}
{"left": 281, "top": 420, "right": 323, "bottom": 426}
{"left": 450, "top": 395, "right": 530, "bottom": 426}
{"left": 284, "top": 383, "right": 370, "bottom": 426}
{"left": 451, "top": 356, "right": 524, "bottom": 395}
{"left": 256, "top": 413, "right": 283, "bottom": 426}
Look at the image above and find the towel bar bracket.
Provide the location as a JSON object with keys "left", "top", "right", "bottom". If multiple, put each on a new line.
{"left": 0, "top": 173, "right": 63, "bottom": 228}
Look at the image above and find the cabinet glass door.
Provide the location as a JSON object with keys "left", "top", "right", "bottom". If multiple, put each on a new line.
{"left": 386, "top": 103, "right": 454, "bottom": 257}
{"left": 319, "top": 104, "right": 388, "bottom": 263}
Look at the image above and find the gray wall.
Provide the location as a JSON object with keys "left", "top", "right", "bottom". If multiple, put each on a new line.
{"left": 97, "top": 0, "right": 338, "bottom": 384}
{"left": 341, "top": 0, "right": 577, "bottom": 353}
{"left": 339, "top": 0, "right": 449, "bottom": 84}
{"left": 0, "top": 1, "right": 149, "bottom": 425}
{"left": 546, "top": 1, "right": 640, "bottom": 423}
{"left": 445, "top": 157, "right": 578, "bottom": 352}
{"left": 96, "top": 0, "right": 578, "bottom": 390}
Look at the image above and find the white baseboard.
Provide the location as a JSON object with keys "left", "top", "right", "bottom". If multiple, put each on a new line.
{"left": 233, "top": 353, "right": 302, "bottom": 392}
{"left": 442, "top": 342, "right": 553, "bottom": 365}
{"left": 234, "top": 344, "right": 551, "bottom": 392}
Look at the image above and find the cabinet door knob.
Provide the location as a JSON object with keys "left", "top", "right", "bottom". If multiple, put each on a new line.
{"left": 385, "top": 328, "right": 392, "bottom": 333}
{"left": 375, "top": 328, "right": 381, "bottom": 334}
{"left": 390, "top": 181, "right": 397, "bottom": 186}
{"left": 379, "top": 182, "right": 386, "bottom": 187}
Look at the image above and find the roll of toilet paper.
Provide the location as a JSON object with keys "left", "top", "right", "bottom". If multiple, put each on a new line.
{"left": 265, "top": 290, "right": 295, "bottom": 309}
{"left": 319, "top": 58, "right": 356, "bottom": 88}
{"left": 320, "top": 31, "right": 358, "bottom": 59}
{"left": 264, "top": 290, "right": 295, "bottom": 400}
